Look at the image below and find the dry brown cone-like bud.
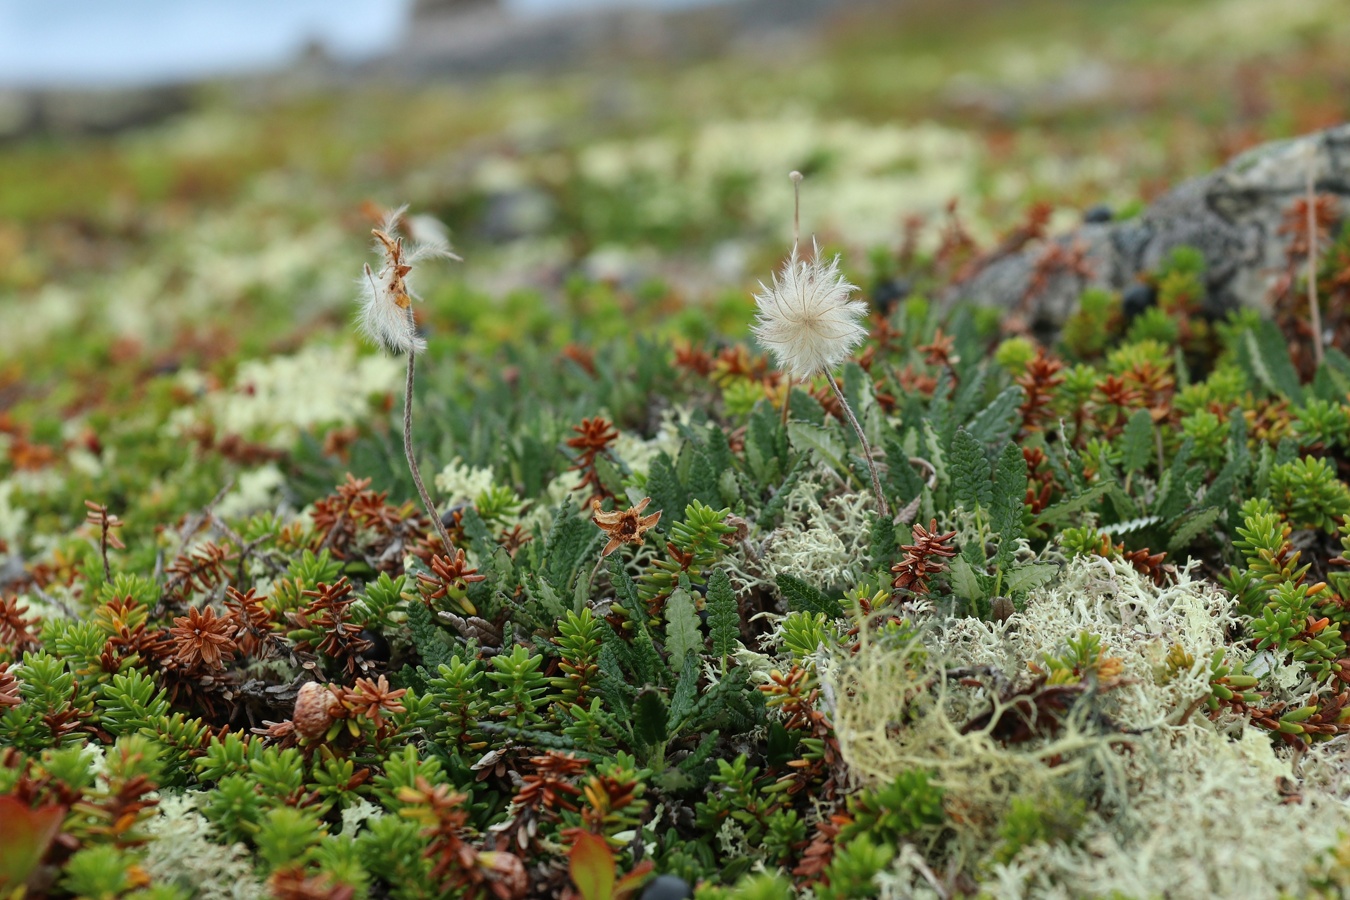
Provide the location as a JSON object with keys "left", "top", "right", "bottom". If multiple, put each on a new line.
{"left": 890, "top": 519, "right": 958, "bottom": 597}
{"left": 168, "top": 606, "right": 237, "bottom": 671}
{"left": 566, "top": 417, "right": 620, "bottom": 506}
{"left": 591, "top": 497, "right": 662, "bottom": 558}
{"left": 293, "top": 681, "right": 339, "bottom": 741}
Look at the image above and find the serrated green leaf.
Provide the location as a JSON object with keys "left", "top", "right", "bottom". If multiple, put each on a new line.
{"left": 1034, "top": 481, "right": 1111, "bottom": 527}
{"left": 776, "top": 573, "right": 843, "bottom": 618}
{"left": 966, "top": 385, "right": 1024, "bottom": 447}
{"left": 949, "top": 556, "right": 986, "bottom": 602}
{"left": 707, "top": 569, "right": 740, "bottom": 661}
{"left": 1168, "top": 506, "right": 1223, "bottom": 553}
{"left": 1004, "top": 562, "right": 1058, "bottom": 594}
{"left": 788, "top": 421, "right": 848, "bottom": 474}
{"left": 991, "top": 441, "right": 1028, "bottom": 565}
{"left": 950, "top": 428, "right": 992, "bottom": 515}
{"left": 869, "top": 513, "right": 897, "bottom": 571}
{"left": 664, "top": 587, "right": 701, "bottom": 670}
{"left": 667, "top": 654, "right": 700, "bottom": 734}
{"left": 923, "top": 420, "right": 948, "bottom": 509}
{"left": 1120, "top": 409, "right": 1154, "bottom": 475}
{"left": 1240, "top": 327, "right": 1303, "bottom": 400}
{"left": 525, "top": 573, "right": 565, "bottom": 620}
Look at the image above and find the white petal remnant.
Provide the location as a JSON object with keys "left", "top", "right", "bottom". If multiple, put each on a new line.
{"left": 751, "top": 240, "right": 868, "bottom": 381}
{"left": 356, "top": 205, "right": 459, "bottom": 355}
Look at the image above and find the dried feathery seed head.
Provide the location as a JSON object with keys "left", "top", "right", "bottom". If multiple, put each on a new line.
{"left": 751, "top": 238, "right": 869, "bottom": 381}
{"left": 356, "top": 204, "right": 460, "bottom": 355}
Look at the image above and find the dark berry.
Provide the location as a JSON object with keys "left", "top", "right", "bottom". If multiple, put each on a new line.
{"left": 871, "top": 278, "right": 911, "bottom": 316}
{"left": 1122, "top": 282, "right": 1157, "bottom": 321}
{"left": 640, "top": 875, "right": 693, "bottom": 900}
{"left": 359, "top": 629, "right": 391, "bottom": 662}
{"left": 1082, "top": 204, "right": 1113, "bottom": 224}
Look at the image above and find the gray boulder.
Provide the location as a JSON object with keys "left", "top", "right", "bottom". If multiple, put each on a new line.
{"left": 952, "top": 125, "right": 1350, "bottom": 328}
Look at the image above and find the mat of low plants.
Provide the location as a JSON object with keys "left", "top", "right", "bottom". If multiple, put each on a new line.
{"left": 6, "top": 1, "right": 1350, "bottom": 898}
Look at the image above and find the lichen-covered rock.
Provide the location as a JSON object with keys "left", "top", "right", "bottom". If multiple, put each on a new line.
{"left": 953, "top": 125, "right": 1350, "bottom": 329}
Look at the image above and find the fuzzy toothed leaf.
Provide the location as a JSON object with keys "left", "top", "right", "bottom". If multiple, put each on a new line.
{"left": 664, "top": 586, "right": 701, "bottom": 671}
{"left": 776, "top": 573, "right": 843, "bottom": 619}
{"left": 1120, "top": 409, "right": 1154, "bottom": 475}
{"left": 406, "top": 599, "right": 457, "bottom": 671}
{"left": 991, "top": 441, "right": 1028, "bottom": 565}
{"left": 1152, "top": 438, "right": 1199, "bottom": 523}
{"left": 967, "top": 385, "right": 1024, "bottom": 448}
{"left": 707, "top": 569, "right": 740, "bottom": 661}
{"left": 646, "top": 452, "right": 687, "bottom": 529}
{"left": 633, "top": 688, "right": 669, "bottom": 750}
{"left": 949, "top": 556, "right": 986, "bottom": 603}
{"left": 1004, "top": 562, "right": 1058, "bottom": 594}
{"left": 1034, "top": 481, "right": 1111, "bottom": 528}
{"left": 1168, "top": 506, "right": 1223, "bottom": 553}
{"left": 667, "top": 653, "right": 701, "bottom": 734}
{"left": 869, "top": 513, "right": 897, "bottom": 571}
{"left": 788, "top": 421, "right": 848, "bottom": 475}
{"left": 543, "top": 509, "right": 602, "bottom": 598}
{"left": 950, "top": 428, "right": 992, "bottom": 515}
{"left": 1238, "top": 327, "right": 1303, "bottom": 401}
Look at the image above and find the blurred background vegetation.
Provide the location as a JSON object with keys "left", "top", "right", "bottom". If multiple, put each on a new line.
{"left": 0, "top": 0, "right": 1347, "bottom": 543}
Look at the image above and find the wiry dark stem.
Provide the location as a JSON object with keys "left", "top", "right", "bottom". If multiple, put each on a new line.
{"left": 828, "top": 375, "right": 889, "bottom": 518}
{"left": 403, "top": 331, "right": 456, "bottom": 556}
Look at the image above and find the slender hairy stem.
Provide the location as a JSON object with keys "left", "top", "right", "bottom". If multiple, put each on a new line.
{"left": 790, "top": 170, "right": 803, "bottom": 249}
{"left": 781, "top": 377, "right": 793, "bottom": 428}
{"left": 404, "top": 339, "right": 456, "bottom": 555}
{"left": 1306, "top": 151, "right": 1324, "bottom": 369}
{"left": 827, "top": 375, "right": 889, "bottom": 517}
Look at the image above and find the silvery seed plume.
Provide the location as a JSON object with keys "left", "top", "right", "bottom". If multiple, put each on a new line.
{"left": 751, "top": 239, "right": 868, "bottom": 381}
{"left": 357, "top": 205, "right": 460, "bottom": 355}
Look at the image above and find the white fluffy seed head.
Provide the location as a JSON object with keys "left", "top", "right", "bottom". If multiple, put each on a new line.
{"left": 751, "top": 239, "right": 868, "bottom": 381}
{"left": 355, "top": 205, "right": 459, "bottom": 355}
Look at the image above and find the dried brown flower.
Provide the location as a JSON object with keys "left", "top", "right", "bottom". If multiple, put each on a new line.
{"left": 591, "top": 497, "right": 662, "bottom": 558}
{"left": 338, "top": 675, "right": 408, "bottom": 733}
{"left": 168, "top": 606, "right": 237, "bottom": 671}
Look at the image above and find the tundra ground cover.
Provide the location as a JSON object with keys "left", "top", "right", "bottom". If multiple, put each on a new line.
{"left": 4, "top": 0, "right": 1350, "bottom": 897}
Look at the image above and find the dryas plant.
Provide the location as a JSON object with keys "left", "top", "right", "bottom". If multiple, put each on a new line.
{"left": 356, "top": 204, "right": 460, "bottom": 555}
{"left": 751, "top": 172, "right": 888, "bottom": 517}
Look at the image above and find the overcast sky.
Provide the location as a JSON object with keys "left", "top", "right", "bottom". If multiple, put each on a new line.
{"left": 0, "top": 0, "right": 728, "bottom": 88}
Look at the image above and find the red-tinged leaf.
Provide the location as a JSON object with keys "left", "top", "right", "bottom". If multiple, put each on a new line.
{"left": 0, "top": 796, "right": 65, "bottom": 890}
{"left": 569, "top": 832, "right": 615, "bottom": 900}
{"left": 614, "top": 859, "right": 655, "bottom": 900}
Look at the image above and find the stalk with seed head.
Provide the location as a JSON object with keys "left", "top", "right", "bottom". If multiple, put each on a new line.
{"left": 751, "top": 173, "right": 889, "bottom": 517}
